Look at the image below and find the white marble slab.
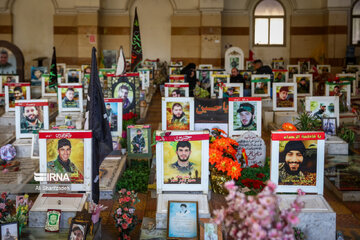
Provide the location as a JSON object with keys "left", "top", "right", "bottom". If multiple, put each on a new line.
{"left": 13, "top": 138, "right": 32, "bottom": 158}
{"left": 325, "top": 136, "right": 348, "bottom": 155}
{"left": 0, "top": 112, "right": 16, "bottom": 126}
{"left": 99, "top": 156, "right": 126, "bottom": 199}
{"left": 274, "top": 112, "right": 299, "bottom": 125}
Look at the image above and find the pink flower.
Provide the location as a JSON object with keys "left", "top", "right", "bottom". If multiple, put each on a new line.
{"left": 265, "top": 181, "right": 277, "bottom": 192}
{"left": 268, "top": 229, "right": 282, "bottom": 239}
{"left": 224, "top": 180, "right": 237, "bottom": 191}
{"left": 0, "top": 203, "right": 5, "bottom": 209}
{"left": 259, "top": 196, "right": 275, "bottom": 208}
{"left": 121, "top": 189, "right": 126, "bottom": 194}
{"left": 121, "top": 223, "right": 128, "bottom": 229}
{"left": 253, "top": 207, "right": 269, "bottom": 220}
{"left": 297, "top": 189, "right": 305, "bottom": 196}
{"left": 127, "top": 191, "right": 131, "bottom": 195}
{"left": 129, "top": 208, "right": 135, "bottom": 214}
{"left": 286, "top": 212, "right": 299, "bottom": 225}
{"left": 116, "top": 208, "right": 122, "bottom": 215}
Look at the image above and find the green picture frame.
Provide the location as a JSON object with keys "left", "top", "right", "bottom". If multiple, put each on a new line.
{"left": 127, "top": 124, "right": 152, "bottom": 159}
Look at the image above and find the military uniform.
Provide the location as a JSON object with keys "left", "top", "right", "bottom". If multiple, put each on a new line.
{"left": 47, "top": 156, "right": 83, "bottom": 182}
{"left": 171, "top": 161, "right": 194, "bottom": 173}
{"left": 171, "top": 113, "right": 188, "bottom": 125}
{"left": 298, "top": 84, "right": 309, "bottom": 94}
{"left": 62, "top": 97, "right": 79, "bottom": 108}
{"left": 131, "top": 134, "right": 145, "bottom": 153}
{"left": 235, "top": 121, "right": 257, "bottom": 131}
{"left": 278, "top": 163, "right": 305, "bottom": 185}
{"left": 20, "top": 119, "right": 43, "bottom": 133}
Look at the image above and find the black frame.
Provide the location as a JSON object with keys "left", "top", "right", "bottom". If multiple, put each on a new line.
{"left": 112, "top": 76, "right": 136, "bottom": 114}
{"left": 322, "top": 117, "right": 337, "bottom": 136}
{"left": 0, "top": 40, "right": 25, "bottom": 81}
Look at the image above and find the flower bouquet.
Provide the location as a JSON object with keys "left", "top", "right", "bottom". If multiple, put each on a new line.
{"left": 0, "top": 192, "right": 15, "bottom": 222}
{"left": 236, "top": 163, "right": 270, "bottom": 195}
{"left": 113, "top": 189, "right": 140, "bottom": 240}
{"left": 89, "top": 201, "right": 108, "bottom": 224}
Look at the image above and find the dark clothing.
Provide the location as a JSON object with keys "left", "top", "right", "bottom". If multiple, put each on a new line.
{"left": 230, "top": 74, "right": 245, "bottom": 84}
{"left": 131, "top": 134, "right": 145, "bottom": 153}
{"left": 185, "top": 75, "right": 197, "bottom": 97}
{"left": 255, "top": 65, "right": 273, "bottom": 75}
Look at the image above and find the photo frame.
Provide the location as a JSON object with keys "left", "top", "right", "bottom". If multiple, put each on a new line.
{"left": 322, "top": 117, "right": 337, "bottom": 136}
{"left": 194, "top": 123, "right": 228, "bottom": 137}
{"left": 228, "top": 97, "right": 262, "bottom": 137}
{"left": 57, "top": 63, "right": 66, "bottom": 77}
{"left": 169, "top": 66, "right": 182, "bottom": 75}
{"left": 245, "top": 60, "right": 254, "bottom": 71}
{"left": 298, "top": 60, "right": 310, "bottom": 74}
{"left": 31, "top": 66, "right": 47, "bottom": 86}
{"left": 58, "top": 84, "right": 83, "bottom": 113}
{"left": 317, "top": 65, "right": 331, "bottom": 74}
{"left": 219, "top": 83, "right": 243, "bottom": 99}
{"left": 325, "top": 81, "right": 351, "bottom": 113}
{"left": 68, "top": 219, "right": 89, "bottom": 240}
{"left": 272, "top": 83, "right": 297, "bottom": 112}
{"left": 345, "top": 64, "right": 360, "bottom": 74}
{"left": 196, "top": 70, "right": 211, "bottom": 89}
{"left": 104, "top": 98, "right": 123, "bottom": 137}
{"left": 164, "top": 83, "right": 189, "bottom": 97}
{"left": 287, "top": 65, "right": 300, "bottom": 80}
{"left": 271, "top": 59, "right": 285, "bottom": 70}
{"left": 1, "top": 75, "right": 19, "bottom": 91}
{"left": 293, "top": 74, "right": 313, "bottom": 96}
{"left": 5, "top": 82, "right": 31, "bottom": 112}
{"left": 199, "top": 64, "right": 212, "bottom": 70}
{"left": 201, "top": 220, "right": 221, "bottom": 240}
{"left": 0, "top": 222, "right": 19, "bottom": 240}
{"left": 31, "top": 133, "right": 40, "bottom": 159}
{"left": 45, "top": 209, "right": 61, "bottom": 232}
{"left": 139, "top": 68, "right": 150, "bottom": 90}
{"left": 251, "top": 74, "right": 271, "bottom": 97}
{"left": 272, "top": 70, "right": 288, "bottom": 83}
{"left": 210, "top": 74, "right": 230, "bottom": 97}
{"left": 66, "top": 69, "right": 82, "bottom": 84}
{"left": 41, "top": 74, "right": 57, "bottom": 97}
{"left": 112, "top": 75, "right": 137, "bottom": 114}
{"left": 15, "top": 99, "right": 49, "bottom": 139}
{"left": 167, "top": 201, "right": 198, "bottom": 239}
{"left": 169, "top": 75, "right": 185, "bottom": 83}
{"left": 155, "top": 130, "right": 209, "bottom": 193}
{"left": 305, "top": 96, "right": 340, "bottom": 127}
{"left": 336, "top": 73, "right": 357, "bottom": 96}
{"left": 16, "top": 195, "right": 29, "bottom": 212}
{"left": 127, "top": 124, "right": 152, "bottom": 159}
{"left": 81, "top": 64, "right": 91, "bottom": 75}
{"left": 0, "top": 93, "right": 4, "bottom": 106}
{"left": 270, "top": 131, "right": 325, "bottom": 194}
{"left": 162, "top": 97, "right": 195, "bottom": 131}
{"left": 39, "top": 130, "right": 92, "bottom": 191}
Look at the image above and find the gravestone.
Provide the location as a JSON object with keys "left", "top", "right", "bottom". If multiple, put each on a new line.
{"left": 235, "top": 132, "right": 266, "bottom": 166}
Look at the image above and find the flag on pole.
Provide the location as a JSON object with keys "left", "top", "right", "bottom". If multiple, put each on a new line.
{"left": 49, "top": 47, "right": 58, "bottom": 91}
{"left": 85, "top": 47, "right": 113, "bottom": 203}
{"left": 130, "top": 7, "right": 143, "bottom": 72}
{"left": 116, "top": 46, "right": 126, "bottom": 76}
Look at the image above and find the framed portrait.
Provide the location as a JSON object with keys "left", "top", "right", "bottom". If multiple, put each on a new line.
{"left": 272, "top": 83, "right": 297, "bottom": 112}
{"left": 272, "top": 70, "right": 288, "bottom": 83}
{"left": 31, "top": 133, "right": 40, "bottom": 159}
{"left": 325, "top": 82, "right": 351, "bottom": 113}
{"left": 317, "top": 65, "right": 331, "bottom": 74}
{"left": 155, "top": 130, "right": 209, "bottom": 193}
{"left": 228, "top": 97, "right": 262, "bottom": 137}
{"left": 167, "top": 201, "right": 198, "bottom": 239}
{"left": 5, "top": 82, "right": 31, "bottom": 112}
{"left": 336, "top": 73, "right": 357, "bottom": 96}
{"left": 57, "top": 63, "right": 66, "bottom": 77}
{"left": 112, "top": 75, "right": 137, "bottom": 114}
{"left": 104, "top": 98, "right": 123, "bottom": 136}
{"left": 39, "top": 130, "right": 92, "bottom": 191}
{"left": 287, "top": 65, "right": 300, "bottom": 80}
{"left": 210, "top": 74, "right": 230, "bottom": 98}
{"left": 199, "top": 64, "right": 212, "bottom": 70}
{"left": 41, "top": 74, "right": 57, "bottom": 97}
{"left": 239, "top": 71, "right": 252, "bottom": 92}
{"left": 169, "top": 66, "right": 182, "bottom": 75}
{"left": 298, "top": 60, "right": 310, "bottom": 74}
{"left": 31, "top": 66, "right": 47, "bottom": 86}
{"left": 15, "top": 99, "right": 49, "bottom": 139}
{"left": 271, "top": 59, "right": 285, "bottom": 70}
{"left": 68, "top": 219, "right": 89, "bottom": 240}
{"left": 66, "top": 69, "right": 82, "bottom": 84}
{"left": 322, "top": 117, "right": 337, "bottom": 136}
{"left": 0, "top": 222, "right": 19, "bottom": 240}
{"left": 0, "top": 47, "right": 17, "bottom": 75}
{"left": 81, "top": 64, "right": 91, "bottom": 75}
{"left": 1, "top": 75, "right": 19, "bottom": 91}
{"left": 201, "top": 221, "right": 220, "bottom": 240}
{"left": 45, "top": 209, "right": 61, "bottom": 232}
{"left": 270, "top": 131, "right": 325, "bottom": 194}
{"left": 245, "top": 60, "right": 254, "bottom": 71}
{"left": 102, "top": 50, "right": 117, "bottom": 68}
{"left": 196, "top": 70, "right": 211, "bottom": 89}
{"left": 139, "top": 68, "right": 150, "bottom": 90}
{"left": 127, "top": 125, "right": 152, "bottom": 159}
{"left": 305, "top": 96, "right": 339, "bottom": 127}
{"left": 58, "top": 84, "right": 83, "bottom": 113}
{"left": 16, "top": 195, "right": 28, "bottom": 211}
{"left": 251, "top": 74, "right": 271, "bottom": 97}
{"left": 346, "top": 64, "right": 360, "bottom": 73}
{"left": 219, "top": 83, "right": 243, "bottom": 99}
{"left": 169, "top": 75, "right": 185, "bottom": 83}
{"left": 0, "top": 93, "right": 4, "bottom": 106}
{"left": 293, "top": 74, "right": 313, "bottom": 96}
{"left": 162, "top": 97, "right": 194, "bottom": 131}
{"left": 164, "top": 83, "right": 189, "bottom": 97}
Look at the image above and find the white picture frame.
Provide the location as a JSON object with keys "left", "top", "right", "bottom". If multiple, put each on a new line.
{"left": 104, "top": 98, "right": 123, "bottom": 137}
{"left": 293, "top": 74, "right": 313, "bottom": 97}
{"left": 316, "top": 65, "right": 331, "bottom": 74}
{"left": 39, "top": 130, "right": 92, "bottom": 192}
{"left": 5, "top": 83, "right": 31, "bottom": 112}
{"left": 41, "top": 74, "right": 57, "bottom": 97}
{"left": 15, "top": 99, "right": 49, "bottom": 139}
{"left": 210, "top": 74, "right": 230, "bottom": 98}
{"left": 272, "top": 70, "right": 288, "bottom": 83}
{"left": 305, "top": 96, "right": 340, "bottom": 127}
{"left": 169, "top": 66, "right": 182, "bottom": 75}
{"left": 57, "top": 84, "right": 83, "bottom": 113}
{"left": 65, "top": 68, "right": 82, "bottom": 84}
{"left": 298, "top": 60, "right": 310, "bottom": 74}
{"left": 31, "top": 133, "right": 40, "bottom": 159}
{"left": 139, "top": 68, "right": 150, "bottom": 90}
{"left": 164, "top": 83, "right": 190, "bottom": 97}
{"left": 251, "top": 74, "right": 271, "bottom": 97}
{"left": 272, "top": 83, "right": 297, "bottom": 112}
{"left": 287, "top": 65, "right": 300, "bottom": 81}
{"left": 325, "top": 82, "right": 351, "bottom": 112}
{"left": 169, "top": 75, "right": 185, "bottom": 83}
{"left": 218, "top": 83, "right": 244, "bottom": 99}
{"left": 1, "top": 75, "right": 19, "bottom": 92}
{"left": 228, "top": 97, "right": 262, "bottom": 137}
{"left": 336, "top": 73, "right": 357, "bottom": 96}
{"left": 155, "top": 130, "right": 209, "bottom": 194}
{"left": 161, "top": 97, "right": 194, "bottom": 131}
{"left": 270, "top": 131, "right": 325, "bottom": 194}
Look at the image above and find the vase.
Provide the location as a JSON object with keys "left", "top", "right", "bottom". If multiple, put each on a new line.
{"left": 210, "top": 168, "right": 231, "bottom": 195}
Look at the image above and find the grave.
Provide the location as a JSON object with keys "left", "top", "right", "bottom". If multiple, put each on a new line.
{"left": 325, "top": 135, "right": 349, "bottom": 155}
{"left": 235, "top": 132, "right": 266, "bottom": 166}
{"left": 274, "top": 111, "right": 298, "bottom": 125}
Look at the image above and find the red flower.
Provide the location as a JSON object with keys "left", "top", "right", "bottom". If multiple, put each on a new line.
{"left": 1, "top": 193, "right": 6, "bottom": 200}
{"left": 121, "top": 223, "right": 128, "bottom": 229}
{"left": 250, "top": 164, "right": 260, "bottom": 168}
{"left": 256, "top": 173, "right": 265, "bottom": 179}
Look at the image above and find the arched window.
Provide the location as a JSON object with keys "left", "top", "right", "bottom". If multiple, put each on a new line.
{"left": 352, "top": 0, "right": 360, "bottom": 45}
{"left": 254, "top": 0, "right": 285, "bottom": 46}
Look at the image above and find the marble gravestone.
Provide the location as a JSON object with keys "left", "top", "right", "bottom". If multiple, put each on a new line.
{"left": 235, "top": 132, "right": 266, "bottom": 166}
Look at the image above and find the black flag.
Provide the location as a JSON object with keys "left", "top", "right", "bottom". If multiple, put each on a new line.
{"left": 49, "top": 47, "right": 58, "bottom": 91}
{"left": 130, "top": 7, "right": 143, "bottom": 72}
{"left": 85, "top": 47, "right": 113, "bottom": 203}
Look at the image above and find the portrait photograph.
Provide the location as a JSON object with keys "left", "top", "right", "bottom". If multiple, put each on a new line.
{"left": 293, "top": 74, "right": 313, "bottom": 96}
{"left": 287, "top": 65, "right": 300, "bottom": 80}
{"left": 81, "top": 64, "right": 91, "bottom": 75}
{"left": 271, "top": 59, "right": 285, "bottom": 70}
{"left": 317, "top": 65, "right": 331, "bottom": 74}
{"left": 228, "top": 97, "right": 262, "bottom": 137}
{"left": 104, "top": 98, "right": 123, "bottom": 136}
{"left": 58, "top": 84, "right": 83, "bottom": 113}
{"left": 103, "top": 49, "right": 117, "bottom": 68}
{"left": 197, "top": 70, "right": 211, "bottom": 89}
{"left": 245, "top": 60, "right": 254, "bottom": 71}
{"left": 239, "top": 71, "right": 252, "bottom": 92}
{"left": 1, "top": 75, "right": 19, "bottom": 90}
{"left": 346, "top": 64, "right": 360, "bottom": 73}
{"left": 270, "top": 131, "right": 325, "bottom": 194}
{"left": 0, "top": 222, "right": 19, "bottom": 240}
{"left": 169, "top": 66, "right": 182, "bottom": 75}
{"left": 273, "top": 70, "right": 288, "bottom": 83}
{"left": 251, "top": 74, "right": 271, "bottom": 97}
{"left": 219, "top": 83, "right": 243, "bottom": 99}
{"left": 139, "top": 68, "right": 150, "bottom": 90}
{"left": 45, "top": 209, "right": 61, "bottom": 232}
{"left": 336, "top": 73, "right": 357, "bottom": 96}
{"left": 325, "top": 82, "right": 351, "bottom": 113}
{"left": 16, "top": 195, "right": 28, "bottom": 210}
{"left": 0, "top": 48, "right": 17, "bottom": 75}
{"left": 112, "top": 79, "right": 136, "bottom": 113}
{"left": 169, "top": 75, "right": 185, "bottom": 83}
{"left": 68, "top": 220, "right": 88, "bottom": 240}
{"left": 164, "top": 83, "right": 189, "bottom": 97}
{"left": 31, "top": 66, "right": 47, "bottom": 86}
{"left": 57, "top": 63, "right": 66, "bottom": 77}
{"left": 15, "top": 99, "right": 49, "bottom": 139}
{"left": 127, "top": 125, "right": 152, "bottom": 159}
{"left": 162, "top": 97, "right": 194, "bottom": 131}
{"left": 298, "top": 60, "right": 310, "bottom": 74}
{"left": 322, "top": 117, "right": 337, "bottom": 136}
{"left": 204, "top": 223, "right": 218, "bottom": 240}
{"left": 210, "top": 74, "right": 230, "bottom": 97}
{"left": 229, "top": 56, "right": 240, "bottom": 70}
{"left": 41, "top": 74, "right": 57, "bottom": 97}
{"left": 305, "top": 96, "right": 339, "bottom": 126}
{"left": 194, "top": 123, "right": 228, "bottom": 137}
{"left": 273, "top": 83, "right": 297, "bottom": 111}
{"left": 167, "top": 201, "right": 198, "bottom": 239}
{"left": 5, "top": 83, "right": 30, "bottom": 112}
{"left": 66, "top": 69, "right": 82, "bottom": 84}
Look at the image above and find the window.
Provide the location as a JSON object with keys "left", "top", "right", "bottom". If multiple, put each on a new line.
{"left": 352, "top": 0, "right": 360, "bottom": 45}
{"left": 254, "top": 0, "right": 285, "bottom": 46}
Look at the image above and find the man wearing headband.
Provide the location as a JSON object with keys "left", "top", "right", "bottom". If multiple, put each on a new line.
{"left": 235, "top": 103, "right": 256, "bottom": 130}
{"left": 278, "top": 141, "right": 306, "bottom": 184}
{"left": 276, "top": 86, "right": 293, "bottom": 108}
{"left": 47, "top": 138, "right": 83, "bottom": 181}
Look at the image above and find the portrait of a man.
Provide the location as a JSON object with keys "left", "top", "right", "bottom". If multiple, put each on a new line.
{"left": 314, "top": 103, "right": 327, "bottom": 118}
{"left": 330, "top": 85, "right": 348, "bottom": 113}
{"left": 69, "top": 224, "right": 85, "bottom": 240}
{"left": 288, "top": 67, "right": 298, "bottom": 79}
{"left": 62, "top": 88, "right": 79, "bottom": 108}
{"left": 67, "top": 70, "right": 80, "bottom": 83}
{"left": 9, "top": 86, "right": 26, "bottom": 108}
{"left": 20, "top": 106, "right": 44, "bottom": 133}
{"left": 234, "top": 103, "right": 257, "bottom": 131}
{"left": 0, "top": 49, "right": 16, "bottom": 74}
{"left": 274, "top": 72, "right": 286, "bottom": 82}
{"left": 200, "top": 71, "right": 210, "bottom": 89}
{"left": 171, "top": 141, "right": 194, "bottom": 173}
{"left": 105, "top": 103, "right": 118, "bottom": 132}
{"left": 171, "top": 89, "right": 181, "bottom": 97}
{"left": 167, "top": 102, "right": 189, "bottom": 130}
{"left": 31, "top": 66, "right": 46, "bottom": 86}
{"left": 118, "top": 84, "right": 131, "bottom": 109}
{"left": 131, "top": 129, "right": 146, "bottom": 153}
{"left": 176, "top": 203, "right": 190, "bottom": 217}
{"left": 276, "top": 86, "right": 294, "bottom": 108}
{"left": 322, "top": 118, "right": 336, "bottom": 136}
{"left": 297, "top": 77, "right": 310, "bottom": 94}
{"left": 223, "top": 87, "right": 239, "bottom": 98}
{"left": 1, "top": 224, "right": 18, "bottom": 240}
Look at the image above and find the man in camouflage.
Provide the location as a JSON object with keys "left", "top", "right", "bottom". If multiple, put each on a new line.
{"left": 131, "top": 129, "right": 145, "bottom": 153}
{"left": 20, "top": 106, "right": 43, "bottom": 133}
{"left": 171, "top": 103, "right": 188, "bottom": 125}
{"left": 235, "top": 103, "right": 257, "bottom": 130}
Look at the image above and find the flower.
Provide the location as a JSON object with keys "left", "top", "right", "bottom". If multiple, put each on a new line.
{"left": 116, "top": 208, "right": 122, "bottom": 215}
{"left": 121, "top": 223, "right": 128, "bottom": 229}
{"left": 256, "top": 173, "right": 265, "bottom": 179}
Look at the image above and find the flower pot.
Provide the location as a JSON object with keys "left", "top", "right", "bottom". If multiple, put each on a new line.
{"left": 210, "top": 168, "right": 231, "bottom": 195}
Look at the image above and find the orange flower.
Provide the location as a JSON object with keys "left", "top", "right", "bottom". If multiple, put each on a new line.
{"left": 226, "top": 161, "right": 242, "bottom": 180}
{"left": 215, "top": 157, "right": 230, "bottom": 172}
{"left": 209, "top": 148, "right": 223, "bottom": 165}
{"left": 281, "top": 122, "right": 297, "bottom": 131}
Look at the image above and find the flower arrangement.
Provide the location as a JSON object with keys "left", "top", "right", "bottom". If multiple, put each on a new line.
{"left": 89, "top": 201, "right": 108, "bottom": 224}
{"left": 113, "top": 189, "right": 140, "bottom": 240}
{"left": 293, "top": 227, "right": 306, "bottom": 240}
{"left": 213, "top": 181, "right": 305, "bottom": 240}
{"left": 236, "top": 163, "right": 270, "bottom": 195}
{"left": 0, "top": 192, "right": 15, "bottom": 222}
